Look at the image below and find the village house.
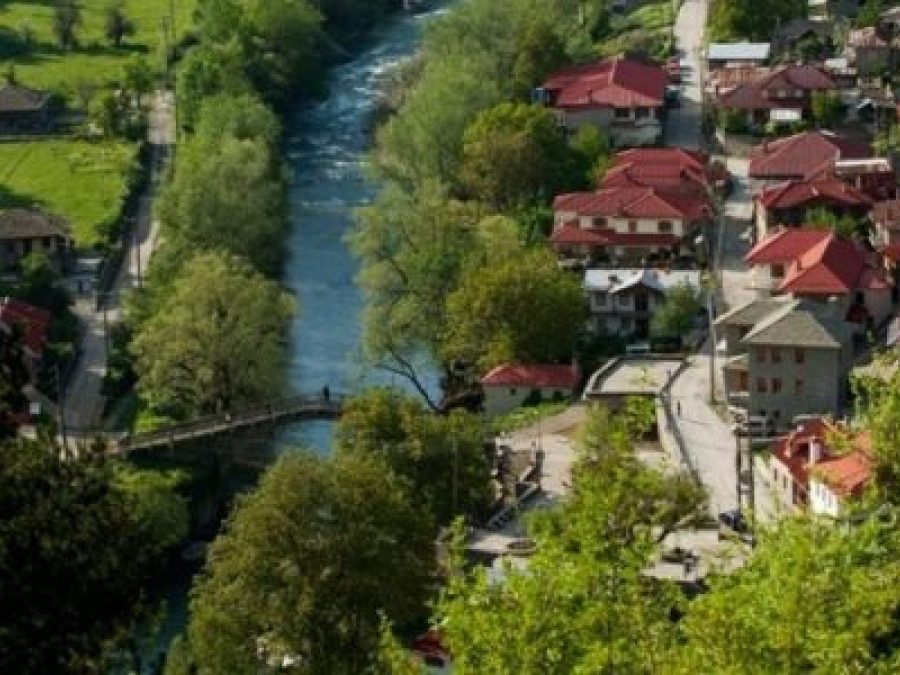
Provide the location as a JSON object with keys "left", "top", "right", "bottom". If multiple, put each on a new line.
{"left": 0, "top": 209, "right": 73, "bottom": 274}
{"left": 769, "top": 417, "right": 872, "bottom": 516}
{"left": 772, "top": 18, "right": 834, "bottom": 57}
{"left": 0, "top": 82, "right": 53, "bottom": 134}
{"left": 717, "top": 297, "right": 854, "bottom": 428}
{"left": 550, "top": 186, "right": 712, "bottom": 266}
{"left": 480, "top": 364, "right": 580, "bottom": 416}
{"left": 540, "top": 56, "right": 667, "bottom": 147}
{"left": 748, "top": 131, "right": 872, "bottom": 183}
{"left": 715, "top": 64, "right": 837, "bottom": 127}
{"left": 845, "top": 24, "right": 899, "bottom": 76}
{"left": 0, "top": 296, "right": 50, "bottom": 368}
{"left": 599, "top": 147, "right": 727, "bottom": 195}
{"left": 808, "top": 0, "right": 863, "bottom": 23}
{"left": 707, "top": 42, "right": 771, "bottom": 70}
{"left": 753, "top": 179, "right": 871, "bottom": 240}
{"left": 583, "top": 268, "right": 701, "bottom": 339}
{"left": 745, "top": 229, "right": 893, "bottom": 328}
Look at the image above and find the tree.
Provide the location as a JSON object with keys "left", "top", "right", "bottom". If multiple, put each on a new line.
{"left": 510, "top": 21, "right": 568, "bottom": 100}
{"left": 104, "top": 2, "right": 135, "bottom": 47}
{"left": 0, "top": 327, "right": 29, "bottom": 439}
{"left": 130, "top": 252, "right": 295, "bottom": 418}
{"left": 194, "top": 92, "right": 282, "bottom": 152}
{"left": 335, "top": 389, "right": 493, "bottom": 525}
{"left": 856, "top": 0, "right": 884, "bottom": 27}
{"left": 123, "top": 56, "right": 153, "bottom": 103}
{"left": 0, "top": 439, "right": 186, "bottom": 672}
{"left": 805, "top": 205, "right": 863, "bottom": 239}
{"left": 568, "top": 122, "right": 611, "bottom": 186}
{"left": 53, "top": 0, "right": 82, "bottom": 50}
{"left": 459, "top": 102, "right": 577, "bottom": 209}
{"left": 874, "top": 124, "right": 900, "bottom": 156}
{"left": 811, "top": 91, "right": 844, "bottom": 128}
{"left": 651, "top": 283, "right": 702, "bottom": 339}
{"left": 89, "top": 90, "right": 125, "bottom": 137}
{"left": 672, "top": 513, "right": 900, "bottom": 673}
{"left": 442, "top": 248, "right": 586, "bottom": 372}
{"left": 158, "top": 134, "right": 287, "bottom": 274}
{"left": 855, "top": 356, "right": 900, "bottom": 499}
{"left": 180, "top": 452, "right": 434, "bottom": 674}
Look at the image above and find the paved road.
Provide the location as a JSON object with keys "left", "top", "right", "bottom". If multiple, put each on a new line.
{"left": 719, "top": 156, "right": 757, "bottom": 311}
{"left": 65, "top": 91, "right": 175, "bottom": 431}
{"left": 665, "top": 0, "right": 709, "bottom": 149}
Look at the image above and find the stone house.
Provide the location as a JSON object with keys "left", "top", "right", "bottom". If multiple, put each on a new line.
{"left": 717, "top": 297, "right": 853, "bottom": 429}
{"left": 0, "top": 209, "right": 73, "bottom": 274}
{"left": 0, "top": 83, "right": 53, "bottom": 134}
{"left": 540, "top": 57, "right": 667, "bottom": 147}
{"left": 583, "top": 268, "right": 701, "bottom": 339}
{"left": 480, "top": 364, "right": 580, "bottom": 417}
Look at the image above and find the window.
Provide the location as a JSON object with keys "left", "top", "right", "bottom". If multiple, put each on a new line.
{"left": 628, "top": 221, "right": 638, "bottom": 233}
{"left": 42, "top": 236, "right": 54, "bottom": 249}
{"left": 757, "top": 378, "right": 768, "bottom": 393}
{"left": 771, "top": 348, "right": 781, "bottom": 363}
{"left": 772, "top": 378, "right": 782, "bottom": 393}
{"left": 615, "top": 107, "right": 630, "bottom": 119}
{"left": 771, "top": 263, "right": 785, "bottom": 278}
{"left": 510, "top": 388, "right": 517, "bottom": 395}
{"left": 795, "top": 378, "right": 804, "bottom": 395}
{"left": 795, "top": 348, "right": 805, "bottom": 364}
{"left": 658, "top": 220, "right": 673, "bottom": 233}
{"left": 635, "top": 107, "right": 650, "bottom": 119}
{"left": 622, "top": 318, "right": 633, "bottom": 331}
{"left": 618, "top": 295, "right": 630, "bottom": 307}
{"left": 593, "top": 217, "right": 607, "bottom": 228}
{"left": 595, "top": 293, "right": 607, "bottom": 306}
{"left": 755, "top": 347, "right": 766, "bottom": 363}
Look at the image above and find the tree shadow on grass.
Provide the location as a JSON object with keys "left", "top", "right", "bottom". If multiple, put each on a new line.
{"left": 0, "top": 183, "right": 42, "bottom": 211}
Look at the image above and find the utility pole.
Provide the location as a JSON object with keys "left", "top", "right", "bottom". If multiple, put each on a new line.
{"left": 159, "top": 17, "right": 171, "bottom": 87}
{"left": 451, "top": 438, "right": 459, "bottom": 516}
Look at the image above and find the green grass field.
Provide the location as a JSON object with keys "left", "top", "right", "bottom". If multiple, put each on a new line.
{"left": 0, "top": 139, "right": 139, "bottom": 247}
{"left": 0, "top": 0, "right": 196, "bottom": 94}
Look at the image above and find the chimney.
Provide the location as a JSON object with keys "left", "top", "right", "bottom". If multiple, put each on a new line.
{"left": 810, "top": 437, "right": 823, "bottom": 465}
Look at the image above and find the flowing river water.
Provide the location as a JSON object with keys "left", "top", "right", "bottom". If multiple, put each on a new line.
{"left": 136, "top": 6, "right": 447, "bottom": 669}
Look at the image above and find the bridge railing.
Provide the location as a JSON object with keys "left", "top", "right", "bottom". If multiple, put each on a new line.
{"left": 118, "top": 394, "right": 343, "bottom": 451}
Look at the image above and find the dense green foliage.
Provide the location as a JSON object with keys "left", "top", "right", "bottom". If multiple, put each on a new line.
{"left": 708, "top": 0, "right": 807, "bottom": 41}
{"left": 651, "top": 283, "right": 702, "bottom": 339}
{"left": 336, "top": 388, "right": 493, "bottom": 525}
{"left": 0, "top": 439, "right": 187, "bottom": 673}
{"left": 174, "top": 451, "right": 434, "bottom": 674}
{"left": 131, "top": 252, "right": 294, "bottom": 418}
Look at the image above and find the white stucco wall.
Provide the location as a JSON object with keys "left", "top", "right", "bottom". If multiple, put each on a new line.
{"left": 483, "top": 385, "right": 572, "bottom": 417}
{"left": 809, "top": 478, "right": 841, "bottom": 517}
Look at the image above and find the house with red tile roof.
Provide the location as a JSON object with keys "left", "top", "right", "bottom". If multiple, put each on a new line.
{"left": 754, "top": 179, "right": 871, "bottom": 240}
{"left": 0, "top": 296, "right": 50, "bottom": 362}
{"left": 745, "top": 230, "right": 893, "bottom": 328}
{"left": 551, "top": 186, "right": 712, "bottom": 265}
{"left": 769, "top": 417, "right": 872, "bottom": 516}
{"left": 600, "top": 147, "right": 724, "bottom": 196}
{"left": 480, "top": 363, "right": 580, "bottom": 416}
{"left": 748, "top": 131, "right": 871, "bottom": 182}
{"left": 541, "top": 57, "right": 667, "bottom": 147}
{"left": 715, "top": 64, "right": 836, "bottom": 127}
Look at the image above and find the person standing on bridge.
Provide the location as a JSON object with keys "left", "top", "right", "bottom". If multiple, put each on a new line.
{"left": 322, "top": 386, "right": 330, "bottom": 402}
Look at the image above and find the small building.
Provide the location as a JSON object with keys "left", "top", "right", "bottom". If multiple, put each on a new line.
{"left": 707, "top": 42, "right": 770, "bottom": 69}
{"left": 0, "top": 83, "right": 52, "bottom": 134}
{"left": 715, "top": 64, "right": 837, "bottom": 128}
{"left": 769, "top": 417, "right": 872, "bottom": 515}
{"left": 0, "top": 296, "right": 50, "bottom": 366}
{"left": 584, "top": 268, "right": 701, "bottom": 339}
{"left": 480, "top": 364, "right": 580, "bottom": 416}
{"left": 753, "top": 179, "right": 871, "bottom": 240}
{"left": 0, "top": 209, "right": 73, "bottom": 274}
{"left": 540, "top": 57, "right": 667, "bottom": 147}
{"left": 550, "top": 186, "right": 712, "bottom": 266}
{"left": 717, "top": 297, "right": 854, "bottom": 428}
{"left": 748, "top": 131, "right": 872, "bottom": 183}
{"left": 745, "top": 229, "right": 893, "bottom": 328}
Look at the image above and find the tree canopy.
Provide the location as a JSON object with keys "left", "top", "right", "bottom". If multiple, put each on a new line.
{"left": 131, "top": 252, "right": 294, "bottom": 418}
{"left": 651, "top": 283, "right": 702, "bottom": 339}
{"left": 177, "top": 451, "right": 435, "bottom": 674}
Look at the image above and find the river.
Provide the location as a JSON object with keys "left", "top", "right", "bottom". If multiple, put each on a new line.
{"left": 277, "top": 3, "right": 445, "bottom": 452}
{"left": 134, "top": 6, "right": 447, "bottom": 670}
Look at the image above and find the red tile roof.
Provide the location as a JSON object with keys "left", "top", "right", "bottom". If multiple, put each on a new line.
{"left": 717, "top": 64, "right": 835, "bottom": 110}
{"left": 748, "top": 131, "right": 871, "bottom": 181}
{"left": 814, "top": 434, "right": 873, "bottom": 498}
{"left": 745, "top": 229, "right": 832, "bottom": 264}
{"left": 778, "top": 233, "right": 889, "bottom": 295}
{"left": 550, "top": 226, "right": 679, "bottom": 248}
{"left": 757, "top": 179, "right": 872, "bottom": 210}
{"left": 481, "top": 364, "right": 580, "bottom": 389}
{"left": 601, "top": 148, "right": 712, "bottom": 193}
{"left": 0, "top": 297, "right": 50, "bottom": 358}
{"left": 881, "top": 243, "right": 900, "bottom": 262}
{"left": 543, "top": 57, "right": 667, "bottom": 109}
{"left": 554, "top": 187, "right": 711, "bottom": 221}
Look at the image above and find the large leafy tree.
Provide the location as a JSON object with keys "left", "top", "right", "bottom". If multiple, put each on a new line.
{"left": 0, "top": 439, "right": 187, "bottom": 673}
{"left": 180, "top": 452, "right": 434, "bottom": 674}
{"left": 335, "top": 388, "right": 493, "bottom": 525}
{"left": 0, "top": 325, "right": 29, "bottom": 439}
{"left": 459, "top": 102, "right": 578, "bottom": 210}
{"left": 708, "top": 0, "right": 806, "bottom": 41}
{"left": 442, "top": 248, "right": 586, "bottom": 372}
{"left": 131, "top": 252, "right": 294, "bottom": 418}
{"left": 651, "top": 283, "right": 702, "bottom": 339}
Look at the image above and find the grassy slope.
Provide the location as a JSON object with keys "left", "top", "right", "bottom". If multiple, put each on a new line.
{"left": 0, "top": 139, "right": 138, "bottom": 246}
{"left": 0, "top": 0, "right": 196, "bottom": 93}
